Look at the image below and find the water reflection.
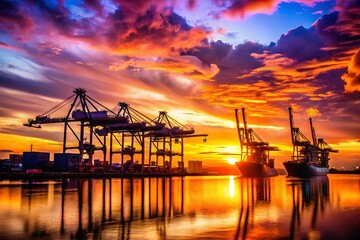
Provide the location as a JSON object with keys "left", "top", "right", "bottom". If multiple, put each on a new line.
{"left": 57, "top": 177, "right": 184, "bottom": 239}
{"left": 235, "top": 178, "right": 271, "bottom": 239}
{"left": 287, "top": 176, "right": 329, "bottom": 239}
{"left": 0, "top": 175, "right": 359, "bottom": 239}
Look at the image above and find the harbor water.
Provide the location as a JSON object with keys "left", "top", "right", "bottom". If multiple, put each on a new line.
{"left": 0, "top": 174, "right": 359, "bottom": 239}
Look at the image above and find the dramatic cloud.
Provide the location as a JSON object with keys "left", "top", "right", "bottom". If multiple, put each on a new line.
{"left": 179, "top": 1, "right": 360, "bottom": 155}
{"left": 185, "top": 41, "right": 266, "bottom": 84}
{"left": 0, "top": 1, "right": 34, "bottom": 39}
{"left": 106, "top": 6, "right": 209, "bottom": 57}
{"left": 342, "top": 50, "right": 360, "bottom": 92}
{"left": 276, "top": 26, "right": 324, "bottom": 61}
{"left": 335, "top": 0, "right": 360, "bottom": 38}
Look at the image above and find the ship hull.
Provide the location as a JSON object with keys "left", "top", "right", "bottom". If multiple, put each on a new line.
{"left": 236, "top": 162, "right": 278, "bottom": 177}
{"left": 283, "top": 161, "right": 329, "bottom": 177}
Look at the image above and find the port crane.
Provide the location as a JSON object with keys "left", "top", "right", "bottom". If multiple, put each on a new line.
{"left": 288, "top": 107, "right": 316, "bottom": 163}
{"left": 102, "top": 102, "right": 165, "bottom": 172}
{"left": 24, "top": 88, "right": 209, "bottom": 173}
{"left": 309, "top": 118, "right": 338, "bottom": 167}
{"left": 235, "top": 108, "right": 279, "bottom": 166}
{"left": 148, "top": 111, "right": 208, "bottom": 172}
{"left": 24, "top": 88, "right": 128, "bottom": 165}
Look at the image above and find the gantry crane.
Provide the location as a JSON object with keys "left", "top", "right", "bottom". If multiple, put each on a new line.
{"left": 24, "top": 88, "right": 208, "bottom": 173}
{"left": 235, "top": 108, "right": 279, "bottom": 166}
{"left": 24, "top": 88, "right": 128, "bottom": 166}
{"left": 148, "top": 111, "right": 208, "bottom": 172}
{"left": 102, "top": 102, "right": 164, "bottom": 172}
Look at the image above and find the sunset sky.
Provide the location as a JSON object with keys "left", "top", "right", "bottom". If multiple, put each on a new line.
{"left": 0, "top": 0, "right": 359, "bottom": 169}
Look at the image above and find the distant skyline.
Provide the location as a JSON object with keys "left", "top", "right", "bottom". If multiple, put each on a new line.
{"left": 0, "top": 0, "right": 359, "bottom": 169}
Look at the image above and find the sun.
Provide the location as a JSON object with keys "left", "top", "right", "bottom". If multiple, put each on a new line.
{"left": 226, "top": 157, "right": 237, "bottom": 165}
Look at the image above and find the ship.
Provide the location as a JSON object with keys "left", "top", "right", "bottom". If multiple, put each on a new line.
{"left": 283, "top": 107, "right": 338, "bottom": 177}
{"left": 235, "top": 108, "right": 279, "bottom": 177}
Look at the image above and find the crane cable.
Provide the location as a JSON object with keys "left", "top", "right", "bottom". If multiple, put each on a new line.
{"left": 40, "top": 94, "right": 76, "bottom": 116}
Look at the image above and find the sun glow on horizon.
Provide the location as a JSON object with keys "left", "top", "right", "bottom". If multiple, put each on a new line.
{"left": 226, "top": 157, "right": 237, "bottom": 165}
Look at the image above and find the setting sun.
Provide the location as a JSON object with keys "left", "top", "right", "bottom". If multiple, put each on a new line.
{"left": 226, "top": 157, "right": 237, "bottom": 165}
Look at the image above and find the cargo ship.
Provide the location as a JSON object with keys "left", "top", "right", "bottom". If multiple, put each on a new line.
{"left": 283, "top": 107, "right": 338, "bottom": 177}
{"left": 235, "top": 108, "right": 279, "bottom": 177}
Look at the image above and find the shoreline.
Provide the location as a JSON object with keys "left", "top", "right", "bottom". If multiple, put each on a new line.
{"left": 0, "top": 171, "right": 358, "bottom": 180}
{"left": 0, "top": 172, "right": 238, "bottom": 180}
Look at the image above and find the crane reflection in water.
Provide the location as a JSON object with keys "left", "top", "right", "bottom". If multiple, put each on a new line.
{"left": 234, "top": 178, "right": 271, "bottom": 240}
{"left": 2, "top": 175, "right": 359, "bottom": 239}
{"left": 287, "top": 176, "right": 329, "bottom": 239}
{"left": 59, "top": 177, "right": 184, "bottom": 239}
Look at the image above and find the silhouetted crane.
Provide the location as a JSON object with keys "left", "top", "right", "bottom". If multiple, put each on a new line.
{"left": 24, "top": 88, "right": 128, "bottom": 165}
{"left": 288, "top": 107, "right": 316, "bottom": 163}
{"left": 235, "top": 108, "right": 278, "bottom": 166}
{"left": 105, "top": 102, "right": 165, "bottom": 172}
{"left": 309, "top": 118, "right": 338, "bottom": 167}
{"left": 148, "top": 111, "right": 208, "bottom": 172}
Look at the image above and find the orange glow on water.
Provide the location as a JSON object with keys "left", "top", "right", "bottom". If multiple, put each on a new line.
{"left": 0, "top": 175, "right": 359, "bottom": 239}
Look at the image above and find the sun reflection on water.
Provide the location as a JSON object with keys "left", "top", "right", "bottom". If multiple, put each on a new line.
{"left": 229, "top": 176, "right": 235, "bottom": 198}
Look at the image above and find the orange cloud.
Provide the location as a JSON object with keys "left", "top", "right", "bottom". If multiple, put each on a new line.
{"left": 306, "top": 107, "right": 321, "bottom": 117}
{"left": 109, "top": 26, "right": 209, "bottom": 58}
{"left": 223, "top": 0, "right": 277, "bottom": 18}
{"left": 193, "top": 83, "right": 285, "bottom": 117}
{"left": 109, "top": 55, "right": 219, "bottom": 81}
{"left": 342, "top": 50, "right": 360, "bottom": 92}
{"left": 221, "top": 0, "right": 326, "bottom": 18}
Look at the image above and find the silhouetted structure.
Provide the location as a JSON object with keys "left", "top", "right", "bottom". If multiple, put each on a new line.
{"left": 284, "top": 107, "right": 338, "bottom": 177}
{"left": 23, "top": 152, "right": 50, "bottom": 171}
{"left": 147, "top": 111, "right": 208, "bottom": 172}
{"left": 235, "top": 108, "right": 279, "bottom": 177}
{"left": 105, "top": 102, "right": 164, "bottom": 172}
{"left": 24, "top": 88, "right": 127, "bottom": 166}
{"left": 23, "top": 88, "right": 208, "bottom": 173}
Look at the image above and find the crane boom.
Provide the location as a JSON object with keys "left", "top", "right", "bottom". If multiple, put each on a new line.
{"left": 241, "top": 108, "right": 250, "bottom": 145}
{"left": 309, "top": 118, "right": 317, "bottom": 146}
{"left": 288, "top": 107, "right": 310, "bottom": 145}
{"left": 288, "top": 107, "right": 296, "bottom": 144}
{"left": 235, "top": 109, "right": 243, "bottom": 148}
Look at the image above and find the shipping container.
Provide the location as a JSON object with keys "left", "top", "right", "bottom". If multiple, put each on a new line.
{"left": 188, "top": 160, "right": 203, "bottom": 174}
{"left": 54, "top": 153, "right": 80, "bottom": 172}
{"left": 23, "top": 152, "right": 50, "bottom": 171}
{"left": 72, "top": 110, "right": 107, "bottom": 119}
